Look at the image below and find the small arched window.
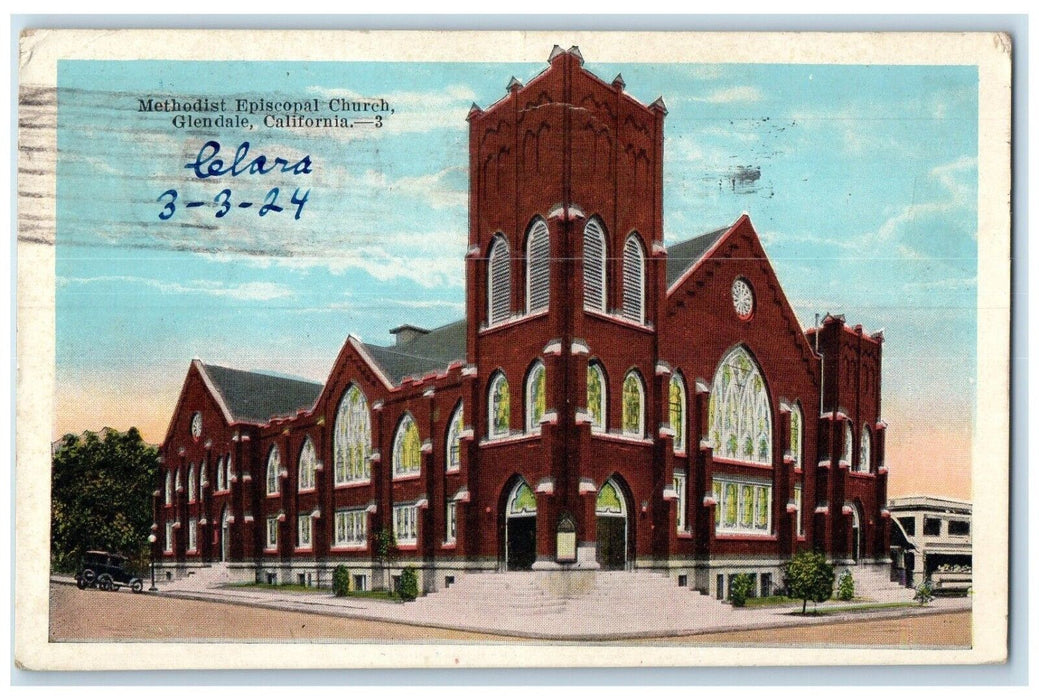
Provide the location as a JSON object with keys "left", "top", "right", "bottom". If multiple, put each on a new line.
{"left": 298, "top": 436, "right": 317, "bottom": 491}
{"left": 488, "top": 235, "right": 511, "bottom": 325}
{"left": 790, "top": 403, "right": 804, "bottom": 470}
{"left": 622, "top": 233, "right": 646, "bottom": 324}
{"left": 488, "top": 372, "right": 510, "bottom": 439}
{"left": 266, "top": 446, "right": 281, "bottom": 495}
{"left": 334, "top": 385, "right": 371, "bottom": 484}
{"left": 622, "top": 370, "right": 645, "bottom": 437}
{"left": 446, "top": 403, "right": 464, "bottom": 472}
{"left": 843, "top": 422, "right": 854, "bottom": 466}
{"left": 393, "top": 414, "right": 422, "bottom": 478}
{"left": 526, "top": 219, "right": 550, "bottom": 313}
{"left": 525, "top": 362, "right": 546, "bottom": 432}
{"left": 583, "top": 218, "right": 607, "bottom": 313}
{"left": 669, "top": 373, "right": 687, "bottom": 453}
{"left": 859, "top": 425, "right": 872, "bottom": 473}
{"left": 587, "top": 362, "right": 607, "bottom": 432}
{"left": 187, "top": 463, "right": 196, "bottom": 502}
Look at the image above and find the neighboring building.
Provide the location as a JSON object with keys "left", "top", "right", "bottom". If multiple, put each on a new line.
{"left": 888, "top": 496, "right": 972, "bottom": 592}
{"left": 154, "top": 46, "right": 891, "bottom": 599}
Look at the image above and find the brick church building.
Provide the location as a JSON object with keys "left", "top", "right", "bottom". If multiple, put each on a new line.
{"left": 155, "top": 47, "right": 890, "bottom": 599}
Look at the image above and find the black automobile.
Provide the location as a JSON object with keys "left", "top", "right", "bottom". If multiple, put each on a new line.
{"left": 74, "top": 550, "right": 145, "bottom": 593}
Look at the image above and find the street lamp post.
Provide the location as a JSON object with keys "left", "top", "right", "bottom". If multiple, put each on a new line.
{"left": 147, "top": 534, "right": 158, "bottom": 591}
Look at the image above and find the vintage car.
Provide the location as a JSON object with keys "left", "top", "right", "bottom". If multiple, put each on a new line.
{"left": 74, "top": 550, "right": 144, "bottom": 593}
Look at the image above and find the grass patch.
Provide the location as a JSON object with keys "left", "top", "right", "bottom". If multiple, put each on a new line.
{"left": 228, "top": 582, "right": 319, "bottom": 593}
{"left": 784, "top": 602, "right": 921, "bottom": 617}
{"left": 743, "top": 595, "right": 801, "bottom": 608}
{"left": 339, "top": 589, "right": 401, "bottom": 601}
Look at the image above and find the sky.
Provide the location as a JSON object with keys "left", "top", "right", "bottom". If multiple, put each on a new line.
{"left": 54, "top": 58, "right": 978, "bottom": 499}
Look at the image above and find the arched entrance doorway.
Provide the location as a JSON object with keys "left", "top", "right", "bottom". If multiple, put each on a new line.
{"left": 596, "top": 479, "right": 629, "bottom": 570}
{"left": 221, "top": 506, "right": 230, "bottom": 562}
{"left": 505, "top": 480, "right": 537, "bottom": 571}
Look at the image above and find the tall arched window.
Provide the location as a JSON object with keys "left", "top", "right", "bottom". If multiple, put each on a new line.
{"left": 790, "top": 403, "right": 804, "bottom": 470}
{"left": 446, "top": 402, "right": 463, "bottom": 472}
{"left": 525, "top": 362, "right": 546, "bottom": 432}
{"left": 583, "top": 218, "right": 607, "bottom": 312}
{"left": 216, "top": 456, "right": 225, "bottom": 491}
{"left": 488, "top": 372, "right": 510, "bottom": 439}
{"left": 187, "top": 463, "right": 196, "bottom": 502}
{"left": 334, "top": 385, "right": 371, "bottom": 484}
{"left": 164, "top": 471, "right": 172, "bottom": 505}
{"left": 266, "top": 446, "right": 281, "bottom": 495}
{"left": 842, "top": 422, "right": 854, "bottom": 466}
{"left": 670, "top": 373, "right": 687, "bottom": 453}
{"left": 526, "top": 219, "right": 550, "bottom": 313}
{"left": 622, "top": 370, "right": 645, "bottom": 437}
{"left": 859, "top": 425, "right": 872, "bottom": 473}
{"left": 622, "top": 234, "right": 646, "bottom": 323}
{"left": 587, "top": 362, "right": 607, "bottom": 432}
{"left": 393, "top": 414, "right": 421, "bottom": 478}
{"left": 488, "top": 235, "right": 511, "bottom": 325}
{"left": 298, "top": 436, "right": 317, "bottom": 491}
{"left": 707, "top": 346, "right": 773, "bottom": 465}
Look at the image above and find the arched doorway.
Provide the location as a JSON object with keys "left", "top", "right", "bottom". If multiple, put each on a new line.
{"left": 221, "top": 506, "right": 230, "bottom": 562}
{"left": 596, "top": 479, "right": 629, "bottom": 570}
{"left": 504, "top": 480, "right": 537, "bottom": 571}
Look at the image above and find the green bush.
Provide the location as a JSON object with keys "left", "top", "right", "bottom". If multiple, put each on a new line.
{"left": 837, "top": 568, "right": 855, "bottom": 601}
{"left": 914, "top": 580, "right": 934, "bottom": 605}
{"left": 729, "top": 573, "right": 754, "bottom": 607}
{"left": 783, "top": 549, "right": 835, "bottom": 615}
{"left": 397, "top": 566, "right": 419, "bottom": 602}
{"left": 332, "top": 565, "right": 350, "bottom": 597}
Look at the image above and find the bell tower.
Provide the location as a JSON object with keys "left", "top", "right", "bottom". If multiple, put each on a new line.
{"left": 465, "top": 46, "right": 670, "bottom": 568}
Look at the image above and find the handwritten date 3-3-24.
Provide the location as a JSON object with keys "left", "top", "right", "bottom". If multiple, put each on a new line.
{"left": 157, "top": 140, "right": 312, "bottom": 220}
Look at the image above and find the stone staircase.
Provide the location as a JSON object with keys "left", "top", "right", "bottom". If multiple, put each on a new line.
{"left": 165, "top": 562, "right": 237, "bottom": 591}
{"left": 847, "top": 563, "right": 912, "bottom": 602}
{"left": 404, "top": 569, "right": 726, "bottom": 637}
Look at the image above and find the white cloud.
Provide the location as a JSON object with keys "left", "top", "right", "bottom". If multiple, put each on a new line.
{"left": 59, "top": 276, "right": 294, "bottom": 301}
{"left": 696, "top": 85, "right": 764, "bottom": 104}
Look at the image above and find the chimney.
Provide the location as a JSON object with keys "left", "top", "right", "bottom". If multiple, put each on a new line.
{"left": 389, "top": 324, "right": 430, "bottom": 347}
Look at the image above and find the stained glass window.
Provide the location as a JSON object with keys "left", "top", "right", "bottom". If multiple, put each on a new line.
{"left": 446, "top": 403, "right": 463, "bottom": 472}
{"left": 335, "top": 509, "right": 366, "bottom": 547}
{"left": 393, "top": 414, "right": 422, "bottom": 478}
{"left": 596, "top": 481, "right": 624, "bottom": 515}
{"left": 843, "top": 422, "right": 854, "bottom": 466}
{"left": 164, "top": 471, "right": 172, "bottom": 505}
{"left": 187, "top": 463, "right": 196, "bottom": 502}
{"left": 298, "top": 437, "right": 317, "bottom": 491}
{"left": 266, "top": 446, "right": 281, "bottom": 495}
{"left": 525, "top": 363, "right": 546, "bottom": 432}
{"left": 334, "top": 385, "right": 371, "bottom": 484}
{"left": 670, "top": 373, "right": 687, "bottom": 453}
{"left": 393, "top": 503, "right": 418, "bottom": 544}
{"left": 587, "top": 363, "right": 606, "bottom": 432}
{"left": 488, "top": 372, "right": 510, "bottom": 439}
{"left": 707, "top": 346, "right": 773, "bottom": 466}
{"left": 266, "top": 517, "right": 278, "bottom": 549}
{"left": 622, "top": 371, "right": 645, "bottom": 436}
{"left": 508, "top": 481, "right": 537, "bottom": 516}
{"left": 297, "top": 515, "right": 312, "bottom": 549}
{"left": 674, "top": 469, "right": 688, "bottom": 532}
{"left": 445, "top": 501, "right": 457, "bottom": 544}
{"left": 790, "top": 403, "right": 803, "bottom": 469}
{"left": 715, "top": 477, "right": 772, "bottom": 535}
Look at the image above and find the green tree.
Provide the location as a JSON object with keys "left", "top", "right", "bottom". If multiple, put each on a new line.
{"left": 782, "top": 549, "right": 835, "bottom": 615}
{"left": 332, "top": 564, "right": 350, "bottom": 596}
{"left": 837, "top": 568, "right": 855, "bottom": 601}
{"left": 397, "top": 566, "right": 419, "bottom": 602}
{"left": 51, "top": 428, "right": 159, "bottom": 573}
{"left": 729, "top": 573, "right": 754, "bottom": 607}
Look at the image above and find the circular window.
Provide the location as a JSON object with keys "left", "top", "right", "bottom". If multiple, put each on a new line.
{"left": 190, "top": 411, "right": 203, "bottom": 440}
{"left": 731, "top": 278, "right": 755, "bottom": 320}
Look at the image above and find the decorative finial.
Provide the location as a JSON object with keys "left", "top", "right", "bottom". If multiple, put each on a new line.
{"left": 568, "top": 46, "right": 585, "bottom": 65}
{"left": 612, "top": 73, "right": 626, "bottom": 90}
{"left": 649, "top": 97, "right": 669, "bottom": 115}
{"left": 548, "top": 45, "right": 566, "bottom": 62}
{"left": 507, "top": 76, "right": 523, "bottom": 92}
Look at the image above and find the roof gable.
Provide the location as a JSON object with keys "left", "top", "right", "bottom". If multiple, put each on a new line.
{"left": 361, "top": 319, "right": 467, "bottom": 385}
{"left": 198, "top": 361, "right": 323, "bottom": 424}
{"left": 665, "top": 225, "right": 733, "bottom": 289}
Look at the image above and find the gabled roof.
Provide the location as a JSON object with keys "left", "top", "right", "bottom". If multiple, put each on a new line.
{"left": 361, "top": 319, "right": 467, "bottom": 385}
{"left": 665, "top": 225, "right": 732, "bottom": 288}
{"left": 199, "top": 361, "right": 323, "bottom": 424}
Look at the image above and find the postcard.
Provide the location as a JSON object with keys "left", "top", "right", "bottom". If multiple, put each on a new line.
{"left": 15, "top": 29, "right": 1010, "bottom": 669}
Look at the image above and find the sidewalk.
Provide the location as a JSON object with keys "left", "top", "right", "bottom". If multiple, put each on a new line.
{"left": 75, "top": 575, "right": 972, "bottom": 641}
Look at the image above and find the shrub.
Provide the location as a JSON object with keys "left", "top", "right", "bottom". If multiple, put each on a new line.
{"left": 914, "top": 580, "right": 935, "bottom": 605}
{"left": 397, "top": 566, "right": 419, "bottom": 602}
{"left": 783, "top": 549, "right": 835, "bottom": 614}
{"left": 332, "top": 565, "right": 350, "bottom": 597}
{"left": 837, "top": 568, "right": 855, "bottom": 601}
{"left": 729, "top": 573, "right": 754, "bottom": 607}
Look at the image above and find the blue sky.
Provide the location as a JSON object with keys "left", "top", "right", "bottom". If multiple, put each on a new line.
{"left": 54, "top": 58, "right": 978, "bottom": 495}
